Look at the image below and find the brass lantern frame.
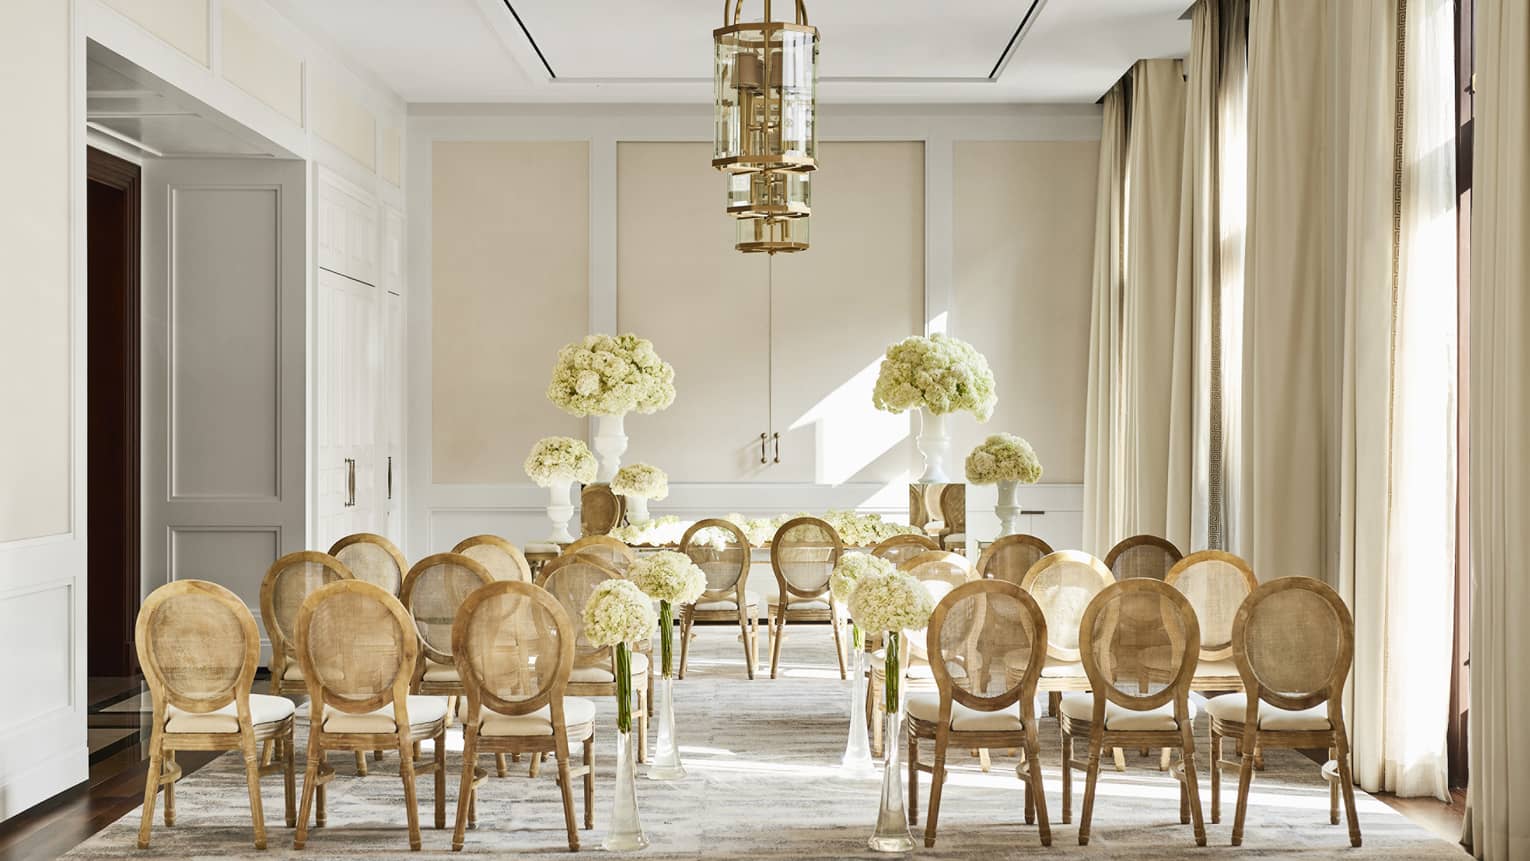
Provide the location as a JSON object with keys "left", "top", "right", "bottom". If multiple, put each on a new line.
{"left": 712, "top": 0, "right": 818, "bottom": 176}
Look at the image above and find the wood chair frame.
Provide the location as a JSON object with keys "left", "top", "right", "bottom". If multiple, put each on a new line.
{"left": 328, "top": 532, "right": 409, "bottom": 594}
{"left": 907, "top": 579, "right": 1052, "bottom": 848}
{"left": 975, "top": 534, "right": 1054, "bottom": 584}
{"left": 136, "top": 580, "right": 296, "bottom": 850}
{"left": 936, "top": 484, "right": 967, "bottom": 552}
{"left": 292, "top": 580, "right": 448, "bottom": 851}
{"left": 452, "top": 534, "right": 534, "bottom": 582}
{"left": 1008, "top": 551, "right": 1116, "bottom": 715}
{"left": 1210, "top": 576, "right": 1360, "bottom": 847}
{"left": 563, "top": 534, "right": 637, "bottom": 573}
{"left": 1103, "top": 534, "right": 1184, "bottom": 581}
{"left": 677, "top": 519, "right": 760, "bottom": 679}
{"left": 766, "top": 516, "right": 846, "bottom": 680}
{"left": 869, "top": 551, "right": 974, "bottom": 756}
{"left": 870, "top": 533, "right": 939, "bottom": 567}
{"left": 1060, "top": 578, "right": 1206, "bottom": 846}
{"left": 451, "top": 581, "right": 594, "bottom": 851}
{"left": 579, "top": 483, "right": 625, "bottom": 536}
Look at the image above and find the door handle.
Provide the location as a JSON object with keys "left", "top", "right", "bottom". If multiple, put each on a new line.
{"left": 344, "top": 458, "right": 356, "bottom": 507}
{"left": 772, "top": 432, "right": 780, "bottom": 464}
{"left": 759, "top": 432, "right": 769, "bottom": 465}
{"left": 386, "top": 456, "right": 393, "bottom": 500}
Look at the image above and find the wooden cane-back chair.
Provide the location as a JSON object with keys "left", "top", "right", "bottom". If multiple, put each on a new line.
{"left": 452, "top": 581, "right": 595, "bottom": 851}
{"left": 907, "top": 580, "right": 1052, "bottom": 848}
{"left": 580, "top": 483, "right": 624, "bottom": 536}
{"left": 1058, "top": 579, "right": 1205, "bottom": 846}
{"left": 1104, "top": 534, "right": 1183, "bottom": 582}
{"left": 1206, "top": 577, "right": 1360, "bottom": 847}
{"left": 329, "top": 532, "right": 408, "bottom": 595}
{"left": 1166, "top": 551, "right": 1258, "bottom": 688}
{"left": 976, "top": 534, "right": 1054, "bottom": 585}
{"left": 452, "top": 534, "right": 533, "bottom": 582}
{"left": 1009, "top": 551, "right": 1115, "bottom": 708}
{"left": 259, "top": 551, "right": 354, "bottom": 698}
{"left": 678, "top": 519, "right": 760, "bottom": 679}
{"left": 538, "top": 553, "right": 650, "bottom": 762}
{"left": 564, "top": 534, "right": 636, "bottom": 574}
{"left": 135, "top": 580, "right": 297, "bottom": 850}
{"left": 871, "top": 533, "right": 939, "bottom": 568}
{"left": 937, "top": 484, "right": 967, "bottom": 551}
{"left": 292, "top": 580, "right": 449, "bottom": 850}
{"left": 767, "top": 516, "right": 846, "bottom": 680}
{"left": 400, "top": 553, "right": 495, "bottom": 696}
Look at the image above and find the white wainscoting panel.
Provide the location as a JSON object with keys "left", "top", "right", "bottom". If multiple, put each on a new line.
{"left": 0, "top": 582, "right": 74, "bottom": 732}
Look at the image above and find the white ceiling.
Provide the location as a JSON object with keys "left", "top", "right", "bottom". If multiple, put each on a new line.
{"left": 276, "top": 0, "right": 1192, "bottom": 105}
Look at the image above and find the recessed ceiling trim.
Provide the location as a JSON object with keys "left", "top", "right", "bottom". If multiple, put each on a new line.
{"left": 988, "top": 0, "right": 1046, "bottom": 80}
{"left": 502, "top": 1, "right": 556, "bottom": 79}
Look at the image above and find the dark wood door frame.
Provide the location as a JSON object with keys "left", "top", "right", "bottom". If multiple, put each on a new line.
{"left": 86, "top": 147, "right": 141, "bottom": 679}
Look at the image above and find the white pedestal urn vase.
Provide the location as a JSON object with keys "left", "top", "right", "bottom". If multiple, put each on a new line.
{"left": 994, "top": 479, "right": 1021, "bottom": 537}
{"left": 545, "top": 479, "right": 575, "bottom": 543}
{"left": 916, "top": 407, "right": 952, "bottom": 485}
{"left": 525, "top": 436, "right": 597, "bottom": 545}
{"left": 964, "top": 433, "right": 1043, "bottom": 541}
{"left": 625, "top": 494, "right": 651, "bottom": 523}
{"left": 594, "top": 413, "right": 628, "bottom": 483}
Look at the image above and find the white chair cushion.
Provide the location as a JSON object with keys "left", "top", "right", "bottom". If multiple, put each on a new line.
{"left": 906, "top": 692, "right": 1024, "bottom": 732}
{"left": 165, "top": 693, "right": 295, "bottom": 734}
{"left": 1002, "top": 650, "right": 1086, "bottom": 678}
{"left": 1204, "top": 693, "right": 1332, "bottom": 731}
{"left": 1058, "top": 693, "right": 1197, "bottom": 731}
{"left": 1191, "top": 659, "right": 1241, "bottom": 682}
{"left": 323, "top": 695, "right": 449, "bottom": 734}
{"left": 768, "top": 597, "right": 830, "bottom": 611}
{"left": 692, "top": 591, "right": 761, "bottom": 612}
{"left": 422, "top": 660, "right": 459, "bottom": 682}
{"left": 458, "top": 696, "right": 598, "bottom": 737}
{"left": 569, "top": 649, "right": 649, "bottom": 684}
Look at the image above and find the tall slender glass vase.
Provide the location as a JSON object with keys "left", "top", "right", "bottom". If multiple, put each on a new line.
{"left": 868, "top": 632, "right": 915, "bottom": 852}
{"left": 603, "top": 644, "right": 649, "bottom": 852}
{"left": 648, "top": 601, "right": 685, "bottom": 780}
{"left": 841, "top": 624, "right": 874, "bottom": 778}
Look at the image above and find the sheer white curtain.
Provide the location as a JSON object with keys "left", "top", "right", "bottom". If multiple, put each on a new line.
{"left": 1467, "top": 0, "right": 1530, "bottom": 854}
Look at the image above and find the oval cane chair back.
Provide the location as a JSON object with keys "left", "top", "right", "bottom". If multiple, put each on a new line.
{"left": 938, "top": 484, "right": 966, "bottom": 533}
{"left": 901, "top": 551, "right": 977, "bottom": 661}
{"left": 928, "top": 579, "right": 1048, "bottom": 712}
{"left": 400, "top": 553, "right": 495, "bottom": 666}
{"left": 564, "top": 535, "right": 636, "bottom": 574}
{"left": 329, "top": 533, "right": 408, "bottom": 596}
{"left": 1233, "top": 577, "right": 1354, "bottom": 712}
{"left": 259, "top": 551, "right": 354, "bottom": 681}
{"left": 1021, "top": 550, "right": 1114, "bottom": 662}
{"left": 976, "top": 534, "right": 1054, "bottom": 586}
{"left": 871, "top": 533, "right": 939, "bottom": 568}
{"left": 770, "top": 516, "right": 844, "bottom": 600}
{"left": 538, "top": 554, "right": 625, "bottom": 672}
{"left": 452, "top": 535, "right": 533, "bottom": 583}
{"left": 1104, "top": 534, "right": 1183, "bottom": 582}
{"left": 679, "top": 519, "right": 751, "bottom": 598}
{"left": 1165, "top": 551, "right": 1258, "bottom": 662}
{"left": 454, "top": 581, "right": 573, "bottom": 717}
{"left": 580, "top": 484, "right": 625, "bottom": 536}
{"left": 137, "top": 580, "right": 259, "bottom": 716}
{"left": 295, "top": 580, "right": 418, "bottom": 717}
{"left": 1079, "top": 578, "right": 1201, "bottom": 712}
{"left": 908, "top": 486, "right": 931, "bottom": 532}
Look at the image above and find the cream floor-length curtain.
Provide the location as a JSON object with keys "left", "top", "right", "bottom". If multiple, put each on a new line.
{"left": 1121, "top": 59, "right": 1188, "bottom": 547}
{"left": 1081, "top": 83, "right": 1129, "bottom": 557}
{"left": 1466, "top": 0, "right": 1530, "bottom": 854}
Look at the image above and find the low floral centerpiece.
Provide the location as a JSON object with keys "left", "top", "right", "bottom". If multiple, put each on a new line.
{"left": 628, "top": 551, "right": 707, "bottom": 781}
{"left": 965, "top": 433, "right": 1043, "bottom": 537}
{"left": 582, "top": 579, "right": 659, "bottom": 850}
{"left": 547, "top": 333, "right": 676, "bottom": 482}
{"left": 524, "top": 437, "right": 597, "bottom": 543}
{"left": 830, "top": 552, "right": 898, "bottom": 777}
{"left": 871, "top": 333, "right": 998, "bottom": 484}
{"left": 612, "top": 463, "right": 669, "bottom": 522}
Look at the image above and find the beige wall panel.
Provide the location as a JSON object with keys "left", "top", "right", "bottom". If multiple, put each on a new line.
{"left": 101, "top": 0, "right": 209, "bottom": 65}
{"left": 0, "top": 0, "right": 71, "bottom": 541}
{"left": 771, "top": 141, "right": 926, "bottom": 486}
{"left": 312, "top": 73, "right": 376, "bottom": 170}
{"left": 431, "top": 141, "right": 588, "bottom": 483}
{"left": 952, "top": 140, "right": 1100, "bottom": 484}
{"left": 617, "top": 142, "right": 771, "bottom": 483}
{"left": 380, "top": 127, "right": 402, "bottom": 186}
{"left": 220, "top": 7, "right": 303, "bottom": 125}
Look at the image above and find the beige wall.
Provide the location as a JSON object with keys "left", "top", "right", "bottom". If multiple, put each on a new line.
{"left": 312, "top": 73, "right": 376, "bottom": 170}
{"left": 431, "top": 141, "right": 589, "bottom": 484}
{"left": 952, "top": 140, "right": 1101, "bottom": 484}
{"left": 220, "top": 6, "right": 303, "bottom": 125}
{"left": 101, "top": 0, "right": 208, "bottom": 65}
{"left": 0, "top": 0, "right": 72, "bottom": 542}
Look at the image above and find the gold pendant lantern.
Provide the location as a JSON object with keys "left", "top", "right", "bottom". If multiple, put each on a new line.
{"left": 713, "top": 0, "right": 818, "bottom": 253}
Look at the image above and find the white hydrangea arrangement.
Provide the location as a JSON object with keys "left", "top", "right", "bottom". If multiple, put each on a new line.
{"left": 608, "top": 516, "right": 685, "bottom": 546}
{"left": 964, "top": 433, "right": 1043, "bottom": 485}
{"left": 628, "top": 551, "right": 707, "bottom": 606}
{"left": 830, "top": 552, "right": 897, "bottom": 605}
{"left": 523, "top": 436, "right": 598, "bottom": 487}
{"left": 847, "top": 568, "right": 936, "bottom": 636}
{"left": 547, "top": 333, "right": 676, "bottom": 417}
{"left": 611, "top": 463, "right": 669, "bottom": 500}
{"left": 871, "top": 333, "right": 998, "bottom": 421}
{"left": 581, "top": 579, "right": 658, "bottom": 648}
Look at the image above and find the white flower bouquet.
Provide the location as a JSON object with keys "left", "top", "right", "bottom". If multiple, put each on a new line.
{"left": 612, "top": 463, "right": 669, "bottom": 500}
{"left": 871, "top": 333, "right": 997, "bottom": 420}
{"left": 964, "top": 433, "right": 1043, "bottom": 485}
{"left": 609, "top": 516, "right": 685, "bottom": 546}
{"left": 524, "top": 436, "right": 597, "bottom": 487}
{"left": 830, "top": 552, "right": 897, "bottom": 605}
{"left": 848, "top": 568, "right": 936, "bottom": 720}
{"left": 582, "top": 579, "right": 658, "bottom": 734}
{"left": 547, "top": 333, "right": 676, "bottom": 418}
{"left": 628, "top": 551, "right": 707, "bottom": 680}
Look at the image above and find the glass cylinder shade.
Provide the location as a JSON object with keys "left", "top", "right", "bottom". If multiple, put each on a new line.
{"left": 713, "top": 21, "right": 818, "bottom": 175}
{"left": 737, "top": 215, "right": 809, "bottom": 254}
{"left": 727, "top": 170, "right": 810, "bottom": 219}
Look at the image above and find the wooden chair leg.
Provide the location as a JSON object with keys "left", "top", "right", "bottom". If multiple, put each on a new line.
{"left": 1060, "top": 727, "right": 1073, "bottom": 824}
{"left": 294, "top": 739, "right": 322, "bottom": 849}
{"left": 239, "top": 732, "right": 268, "bottom": 850}
{"left": 136, "top": 730, "right": 165, "bottom": 849}
{"left": 1335, "top": 731, "right": 1362, "bottom": 847}
{"left": 583, "top": 735, "right": 595, "bottom": 830}
{"left": 1048, "top": 691, "right": 1062, "bottom": 717}
{"left": 1078, "top": 734, "right": 1104, "bottom": 846}
{"left": 1180, "top": 724, "right": 1206, "bottom": 846}
{"left": 529, "top": 750, "right": 542, "bottom": 778}
{"left": 374, "top": 749, "right": 385, "bottom": 762}
{"left": 1025, "top": 730, "right": 1052, "bottom": 846}
{"left": 736, "top": 605, "right": 755, "bottom": 680}
{"left": 769, "top": 611, "right": 786, "bottom": 679}
{"left": 1210, "top": 729, "right": 1222, "bottom": 824}
{"left": 283, "top": 729, "right": 297, "bottom": 828}
{"left": 261, "top": 738, "right": 275, "bottom": 768}
{"left": 355, "top": 750, "right": 369, "bottom": 776}
{"left": 678, "top": 610, "right": 693, "bottom": 680}
{"left": 452, "top": 732, "right": 477, "bottom": 851}
{"left": 435, "top": 728, "right": 447, "bottom": 830}
{"left": 978, "top": 747, "right": 992, "bottom": 772}
{"left": 907, "top": 730, "right": 920, "bottom": 826}
{"left": 1231, "top": 741, "right": 1256, "bottom": 846}
{"left": 399, "top": 736, "right": 423, "bottom": 851}
{"left": 830, "top": 612, "right": 847, "bottom": 680}
{"left": 1112, "top": 746, "right": 1128, "bottom": 772}
{"left": 924, "top": 732, "right": 948, "bottom": 847}
{"left": 554, "top": 737, "right": 579, "bottom": 851}
{"left": 495, "top": 753, "right": 508, "bottom": 778}
{"left": 163, "top": 750, "right": 177, "bottom": 826}
{"left": 1328, "top": 745, "right": 1340, "bottom": 825}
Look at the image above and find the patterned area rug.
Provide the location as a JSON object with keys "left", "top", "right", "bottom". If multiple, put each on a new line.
{"left": 67, "top": 628, "right": 1462, "bottom": 859}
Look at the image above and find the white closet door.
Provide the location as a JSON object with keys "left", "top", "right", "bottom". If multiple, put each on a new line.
{"left": 769, "top": 142, "right": 925, "bottom": 485}
{"left": 141, "top": 158, "right": 308, "bottom": 633}
{"left": 382, "top": 289, "right": 405, "bottom": 543}
{"left": 616, "top": 142, "right": 772, "bottom": 483}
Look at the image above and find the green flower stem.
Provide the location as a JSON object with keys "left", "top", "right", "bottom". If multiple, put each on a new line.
{"left": 852, "top": 623, "right": 865, "bottom": 654}
{"left": 659, "top": 600, "right": 675, "bottom": 679}
{"left": 615, "top": 643, "right": 633, "bottom": 734}
{"left": 883, "top": 631, "right": 900, "bottom": 715}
